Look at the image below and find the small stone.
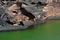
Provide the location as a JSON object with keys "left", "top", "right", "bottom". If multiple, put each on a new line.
{"left": 13, "top": 23, "right": 19, "bottom": 26}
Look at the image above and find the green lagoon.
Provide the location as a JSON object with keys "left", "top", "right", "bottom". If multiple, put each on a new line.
{"left": 0, "top": 20, "right": 60, "bottom": 40}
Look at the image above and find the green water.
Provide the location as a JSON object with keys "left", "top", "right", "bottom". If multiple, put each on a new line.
{"left": 0, "top": 21, "right": 60, "bottom": 40}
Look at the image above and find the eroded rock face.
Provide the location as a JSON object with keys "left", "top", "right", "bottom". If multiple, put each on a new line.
{"left": 43, "top": 0, "right": 60, "bottom": 17}
{"left": 0, "top": 0, "right": 47, "bottom": 30}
